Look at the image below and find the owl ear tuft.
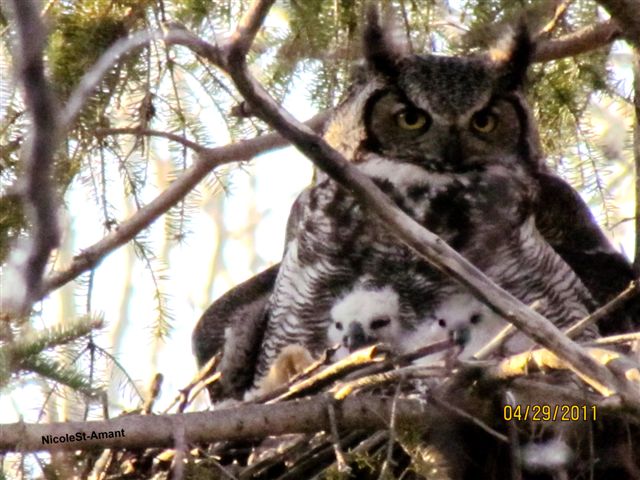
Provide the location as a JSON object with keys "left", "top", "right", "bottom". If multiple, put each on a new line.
{"left": 491, "top": 22, "right": 535, "bottom": 90}
{"left": 363, "top": 3, "right": 408, "bottom": 77}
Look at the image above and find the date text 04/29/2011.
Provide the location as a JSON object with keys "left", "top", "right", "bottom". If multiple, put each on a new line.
{"left": 504, "top": 404, "right": 596, "bottom": 422}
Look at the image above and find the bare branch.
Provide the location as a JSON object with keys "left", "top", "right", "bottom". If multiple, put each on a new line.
{"left": 95, "top": 127, "right": 206, "bottom": 153}
{"left": 565, "top": 280, "right": 640, "bottom": 338}
{"left": 4, "top": 0, "right": 61, "bottom": 313}
{"left": 0, "top": 395, "right": 431, "bottom": 453}
{"left": 587, "top": 331, "right": 640, "bottom": 346}
{"left": 197, "top": 0, "right": 640, "bottom": 404}
{"left": 60, "top": 30, "right": 158, "bottom": 133}
{"left": 163, "top": 27, "right": 224, "bottom": 65}
{"left": 38, "top": 111, "right": 328, "bottom": 299}
{"left": 226, "top": 0, "right": 276, "bottom": 60}
{"left": 595, "top": 0, "right": 640, "bottom": 49}
{"left": 534, "top": 20, "right": 621, "bottom": 62}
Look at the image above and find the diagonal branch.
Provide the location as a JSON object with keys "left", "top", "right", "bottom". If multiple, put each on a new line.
{"left": 565, "top": 280, "right": 640, "bottom": 338}
{"left": 38, "top": 111, "right": 328, "bottom": 300}
{"left": 534, "top": 20, "right": 621, "bottom": 62}
{"left": 225, "top": 0, "right": 276, "bottom": 60}
{"left": 175, "top": 0, "right": 640, "bottom": 404}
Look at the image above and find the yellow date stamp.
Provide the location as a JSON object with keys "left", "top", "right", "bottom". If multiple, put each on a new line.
{"left": 503, "top": 404, "right": 597, "bottom": 422}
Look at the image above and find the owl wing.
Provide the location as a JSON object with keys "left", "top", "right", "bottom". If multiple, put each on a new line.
{"left": 535, "top": 171, "right": 637, "bottom": 334}
{"left": 192, "top": 263, "right": 278, "bottom": 399}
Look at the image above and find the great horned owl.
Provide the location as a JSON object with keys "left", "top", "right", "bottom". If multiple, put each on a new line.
{"left": 250, "top": 9, "right": 598, "bottom": 388}
{"left": 192, "top": 8, "right": 635, "bottom": 399}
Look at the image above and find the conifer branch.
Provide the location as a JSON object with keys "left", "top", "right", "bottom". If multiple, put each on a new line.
{"left": 60, "top": 30, "right": 158, "bottom": 133}
{"left": 95, "top": 127, "right": 206, "bottom": 153}
{"left": 39, "top": 111, "right": 328, "bottom": 299}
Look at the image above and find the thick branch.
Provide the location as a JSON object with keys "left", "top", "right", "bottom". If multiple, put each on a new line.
{"left": 596, "top": 0, "right": 640, "bottom": 49}
{"left": 0, "top": 395, "right": 430, "bottom": 453}
{"left": 5, "top": 0, "right": 61, "bottom": 313}
{"left": 38, "top": 112, "right": 328, "bottom": 299}
{"left": 534, "top": 20, "right": 621, "bottom": 62}
{"left": 226, "top": 0, "right": 276, "bottom": 59}
{"left": 199, "top": 0, "right": 640, "bottom": 404}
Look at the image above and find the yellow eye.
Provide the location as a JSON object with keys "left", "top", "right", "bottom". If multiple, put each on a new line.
{"left": 395, "top": 109, "right": 429, "bottom": 130}
{"left": 471, "top": 111, "right": 498, "bottom": 133}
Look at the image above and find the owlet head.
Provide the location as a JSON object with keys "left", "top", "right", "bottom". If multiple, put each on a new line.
{"left": 327, "top": 284, "right": 403, "bottom": 355}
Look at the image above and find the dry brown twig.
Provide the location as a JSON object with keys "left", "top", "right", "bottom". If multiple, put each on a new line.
{"left": 267, "top": 345, "right": 385, "bottom": 403}
{"left": 378, "top": 381, "right": 403, "bottom": 480}
{"left": 162, "top": 354, "right": 221, "bottom": 413}
{"left": 490, "top": 346, "right": 640, "bottom": 396}
{"left": 95, "top": 127, "right": 206, "bottom": 153}
{"left": 565, "top": 280, "right": 640, "bottom": 338}
{"left": 632, "top": 48, "right": 640, "bottom": 275}
{"left": 587, "top": 331, "right": 640, "bottom": 346}
{"left": 428, "top": 394, "right": 509, "bottom": 443}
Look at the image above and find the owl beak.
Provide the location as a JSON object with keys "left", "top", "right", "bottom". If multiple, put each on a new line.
{"left": 450, "top": 327, "right": 470, "bottom": 346}
{"left": 345, "top": 322, "right": 369, "bottom": 351}
{"left": 443, "top": 131, "right": 463, "bottom": 167}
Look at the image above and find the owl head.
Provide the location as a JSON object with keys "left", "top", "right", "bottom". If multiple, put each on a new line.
{"left": 327, "top": 283, "right": 404, "bottom": 359}
{"left": 324, "top": 5, "right": 542, "bottom": 175}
